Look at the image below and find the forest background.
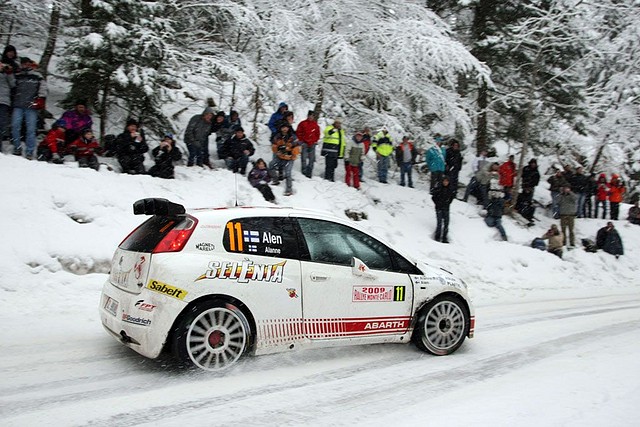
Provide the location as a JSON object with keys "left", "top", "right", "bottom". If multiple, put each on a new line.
{"left": 1, "top": 0, "right": 639, "bottom": 199}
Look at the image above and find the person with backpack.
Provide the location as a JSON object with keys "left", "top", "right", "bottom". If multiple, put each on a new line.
{"left": 148, "top": 134, "right": 182, "bottom": 179}
{"left": 541, "top": 224, "right": 564, "bottom": 258}
{"left": 37, "top": 119, "right": 66, "bottom": 163}
{"left": 11, "top": 57, "right": 47, "bottom": 159}
{"left": 67, "top": 128, "right": 102, "bottom": 170}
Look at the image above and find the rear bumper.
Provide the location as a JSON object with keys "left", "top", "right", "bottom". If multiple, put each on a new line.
{"left": 99, "top": 280, "right": 185, "bottom": 359}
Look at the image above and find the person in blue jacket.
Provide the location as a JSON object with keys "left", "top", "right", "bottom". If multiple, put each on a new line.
{"left": 426, "top": 134, "right": 446, "bottom": 190}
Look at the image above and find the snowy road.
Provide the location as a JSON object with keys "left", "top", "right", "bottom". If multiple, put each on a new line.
{"left": 3, "top": 291, "right": 640, "bottom": 426}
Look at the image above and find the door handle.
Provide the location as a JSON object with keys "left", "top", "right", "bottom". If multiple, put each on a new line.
{"left": 310, "top": 273, "right": 328, "bottom": 281}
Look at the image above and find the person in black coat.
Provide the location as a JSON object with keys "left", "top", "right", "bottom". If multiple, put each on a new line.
{"left": 148, "top": 134, "right": 182, "bottom": 179}
{"left": 445, "top": 139, "right": 463, "bottom": 193}
{"left": 115, "top": 118, "right": 149, "bottom": 174}
{"left": 521, "top": 158, "right": 541, "bottom": 196}
{"left": 219, "top": 127, "right": 255, "bottom": 174}
{"left": 596, "top": 222, "right": 624, "bottom": 258}
{"left": 431, "top": 176, "right": 456, "bottom": 243}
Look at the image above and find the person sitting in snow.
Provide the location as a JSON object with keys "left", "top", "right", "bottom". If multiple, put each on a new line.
{"left": 67, "top": 128, "right": 102, "bottom": 170}
{"left": 541, "top": 224, "right": 564, "bottom": 259}
{"left": 115, "top": 118, "right": 148, "bottom": 174}
{"left": 248, "top": 158, "right": 275, "bottom": 203}
{"left": 596, "top": 222, "right": 624, "bottom": 258}
{"left": 628, "top": 201, "right": 640, "bottom": 225}
{"left": 148, "top": 133, "right": 182, "bottom": 179}
{"left": 37, "top": 119, "right": 67, "bottom": 163}
{"left": 219, "top": 126, "right": 255, "bottom": 175}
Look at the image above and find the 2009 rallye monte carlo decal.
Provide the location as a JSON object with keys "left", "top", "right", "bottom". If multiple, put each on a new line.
{"left": 100, "top": 198, "right": 475, "bottom": 371}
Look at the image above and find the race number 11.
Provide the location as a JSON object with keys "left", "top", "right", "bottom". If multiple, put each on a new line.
{"left": 394, "top": 285, "right": 405, "bottom": 302}
{"left": 226, "top": 222, "right": 244, "bottom": 252}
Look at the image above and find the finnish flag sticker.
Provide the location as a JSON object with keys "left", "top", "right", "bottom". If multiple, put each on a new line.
{"left": 243, "top": 230, "right": 260, "bottom": 243}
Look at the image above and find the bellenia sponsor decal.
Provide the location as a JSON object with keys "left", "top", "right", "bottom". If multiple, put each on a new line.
{"left": 195, "top": 260, "right": 286, "bottom": 283}
{"left": 195, "top": 242, "right": 215, "bottom": 251}
{"left": 122, "top": 312, "right": 152, "bottom": 326}
{"left": 353, "top": 286, "right": 405, "bottom": 302}
{"left": 146, "top": 280, "right": 188, "bottom": 300}
{"left": 226, "top": 221, "right": 283, "bottom": 253}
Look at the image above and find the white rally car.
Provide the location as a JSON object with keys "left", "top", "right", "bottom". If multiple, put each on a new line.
{"left": 100, "top": 198, "right": 475, "bottom": 371}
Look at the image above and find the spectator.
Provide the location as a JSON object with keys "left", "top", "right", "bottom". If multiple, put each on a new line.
{"left": 210, "top": 110, "right": 226, "bottom": 165}
{"left": 148, "top": 134, "right": 182, "bottom": 179}
{"left": 498, "top": 154, "right": 516, "bottom": 201}
{"left": 608, "top": 174, "right": 625, "bottom": 220}
{"left": 67, "top": 128, "right": 102, "bottom": 170}
{"left": 445, "top": 139, "right": 462, "bottom": 193}
{"left": 0, "top": 49, "right": 16, "bottom": 143}
{"left": 371, "top": 127, "right": 394, "bottom": 183}
{"left": 558, "top": 185, "right": 577, "bottom": 248}
{"left": 321, "top": 118, "right": 346, "bottom": 182}
{"left": 521, "top": 158, "right": 540, "bottom": 197}
{"left": 270, "top": 122, "right": 300, "bottom": 196}
{"left": 268, "top": 102, "right": 288, "bottom": 137}
{"left": 431, "top": 175, "right": 456, "bottom": 243}
{"left": 184, "top": 107, "right": 214, "bottom": 167}
{"left": 515, "top": 187, "right": 536, "bottom": 226}
{"left": 1, "top": 45, "right": 19, "bottom": 71}
{"left": 219, "top": 126, "right": 255, "bottom": 174}
{"left": 345, "top": 131, "right": 365, "bottom": 189}
{"left": 596, "top": 222, "right": 624, "bottom": 258}
{"left": 594, "top": 173, "right": 609, "bottom": 219}
{"left": 37, "top": 119, "right": 66, "bottom": 163}
{"left": 426, "top": 134, "right": 446, "bottom": 190}
{"left": 360, "top": 127, "right": 372, "bottom": 180}
{"left": 11, "top": 57, "right": 47, "bottom": 159}
{"left": 272, "top": 111, "right": 295, "bottom": 180}
{"left": 584, "top": 173, "right": 597, "bottom": 218}
{"left": 463, "top": 149, "right": 489, "bottom": 202}
{"left": 541, "top": 224, "right": 564, "bottom": 258}
{"left": 248, "top": 158, "right": 275, "bottom": 203}
{"left": 476, "top": 162, "right": 500, "bottom": 208}
{"left": 396, "top": 136, "right": 417, "bottom": 188}
{"left": 297, "top": 110, "right": 320, "bottom": 178}
{"left": 484, "top": 183, "right": 508, "bottom": 241}
{"left": 627, "top": 201, "right": 640, "bottom": 225}
{"left": 60, "top": 99, "right": 93, "bottom": 145}
{"left": 547, "top": 169, "right": 569, "bottom": 219}
{"left": 569, "top": 166, "right": 589, "bottom": 218}
{"left": 215, "top": 110, "right": 240, "bottom": 158}
{"left": 115, "top": 118, "right": 148, "bottom": 174}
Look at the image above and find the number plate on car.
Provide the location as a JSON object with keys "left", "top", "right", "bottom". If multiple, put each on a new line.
{"left": 104, "top": 297, "right": 119, "bottom": 316}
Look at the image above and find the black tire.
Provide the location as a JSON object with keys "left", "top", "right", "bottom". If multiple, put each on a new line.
{"left": 171, "top": 300, "right": 251, "bottom": 371}
{"left": 413, "top": 295, "right": 469, "bottom": 355}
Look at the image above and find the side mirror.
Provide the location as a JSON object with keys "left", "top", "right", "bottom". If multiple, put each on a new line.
{"left": 351, "top": 257, "right": 376, "bottom": 279}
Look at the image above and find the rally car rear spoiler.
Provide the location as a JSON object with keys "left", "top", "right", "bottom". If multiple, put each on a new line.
{"left": 133, "top": 198, "right": 186, "bottom": 216}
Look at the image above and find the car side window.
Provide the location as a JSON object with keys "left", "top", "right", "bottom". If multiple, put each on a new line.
{"left": 223, "top": 217, "right": 299, "bottom": 259}
{"left": 296, "top": 218, "right": 394, "bottom": 270}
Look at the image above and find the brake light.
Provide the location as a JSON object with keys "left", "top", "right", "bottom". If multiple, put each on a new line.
{"left": 153, "top": 217, "right": 198, "bottom": 253}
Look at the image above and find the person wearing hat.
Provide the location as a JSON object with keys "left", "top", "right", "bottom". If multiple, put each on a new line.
{"left": 608, "top": 174, "right": 625, "bottom": 221}
{"left": 67, "top": 128, "right": 102, "bottom": 170}
{"left": 268, "top": 102, "right": 289, "bottom": 136}
{"left": 115, "top": 117, "right": 148, "bottom": 174}
{"left": 396, "top": 136, "right": 418, "bottom": 188}
{"left": 219, "top": 126, "right": 255, "bottom": 175}
{"left": 558, "top": 185, "right": 577, "bottom": 248}
{"left": 431, "top": 175, "right": 456, "bottom": 243}
{"left": 594, "top": 173, "right": 609, "bottom": 219}
{"left": 270, "top": 121, "right": 300, "bottom": 196}
{"left": 60, "top": 99, "right": 93, "bottom": 145}
{"left": 344, "top": 131, "right": 365, "bottom": 189}
{"left": 371, "top": 127, "right": 394, "bottom": 183}
{"left": 11, "top": 57, "right": 47, "bottom": 159}
{"left": 321, "top": 118, "right": 346, "bottom": 182}
{"left": 297, "top": 110, "right": 320, "bottom": 178}
{"left": 37, "top": 119, "right": 67, "bottom": 163}
{"left": 184, "top": 107, "right": 215, "bottom": 167}
{"left": 426, "top": 134, "right": 447, "bottom": 191}
{"left": 148, "top": 133, "right": 182, "bottom": 179}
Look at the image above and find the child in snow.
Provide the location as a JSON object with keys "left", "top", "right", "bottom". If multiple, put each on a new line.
{"left": 248, "top": 158, "right": 275, "bottom": 203}
{"left": 67, "top": 128, "right": 102, "bottom": 170}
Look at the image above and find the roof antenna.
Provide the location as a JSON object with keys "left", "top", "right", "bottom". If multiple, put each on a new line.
{"left": 234, "top": 171, "right": 239, "bottom": 207}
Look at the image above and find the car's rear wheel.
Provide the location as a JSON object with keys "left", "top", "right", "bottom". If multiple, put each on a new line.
{"left": 413, "top": 295, "right": 469, "bottom": 355}
{"left": 172, "top": 301, "right": 251, "bottom": 371}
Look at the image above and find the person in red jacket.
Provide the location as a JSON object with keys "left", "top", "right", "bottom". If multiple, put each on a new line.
{"left": 67, "top": 128, "right": 102, "bottom": 170}
{"left": 608, "top": 174, "right": 626, "bottom": 220}
{"left": 296, "top": 110, "right": 320, "bottom": 178}
{"left": 595, "top": 173, "right": 609, "bottom": 219}
{"left": 37, "top": 119, "right": 67, "bottom": 163}
{"left": 498, "top": 154, "right": 517, "bottom": 201}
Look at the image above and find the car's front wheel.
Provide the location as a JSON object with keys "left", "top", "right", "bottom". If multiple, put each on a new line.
{"left": 413, "top": 295, "right": 469, "bottom": 355}
{"left": 172, "top": 301, "right": 251, "bottom": 371}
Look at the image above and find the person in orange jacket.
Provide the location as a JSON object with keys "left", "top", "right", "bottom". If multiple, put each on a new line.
{"left": 498, "top": 154, "right": 517, "bottom": 201}
{"left": 608, "top": 174, "right": 626, "bottom": 220}
{"left": 595, "top": 173, "right": 609, "bottom": 219}
{"left": 269, "top": 122, "right": 300, "bottom": 196}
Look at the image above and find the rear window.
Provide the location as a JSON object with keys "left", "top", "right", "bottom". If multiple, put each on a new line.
{"left": 119, "top": 216, "right": 186, "bottom": 252}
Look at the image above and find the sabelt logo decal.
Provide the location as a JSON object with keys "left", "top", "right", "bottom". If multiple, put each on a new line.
{"left": 353, "top": 286, "right": 405, "bottom": 302}
{"left": 195, "top": 260, "right": 286, "bottom": 283}
{"left": 146, "top": 280, "right": 188, "bottom": 300}
{"left": 122, "top": 313, "right": 151, "bottom": 326}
